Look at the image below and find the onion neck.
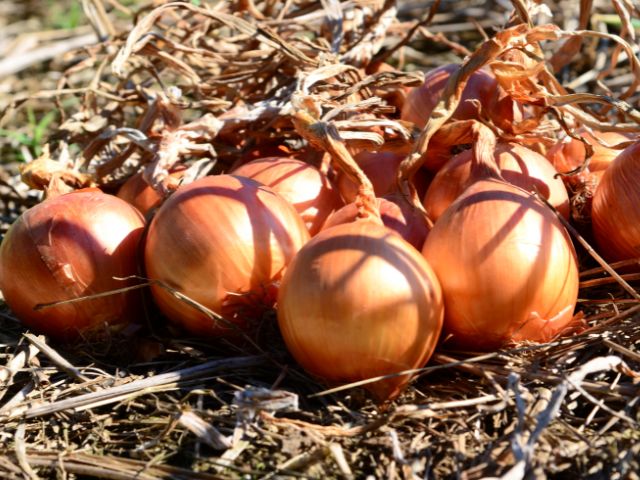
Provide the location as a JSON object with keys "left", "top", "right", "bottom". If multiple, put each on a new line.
{"left": 469, "top": 121, "right": 502, "bottom": 183}
{"left": 293, "top": 107, "right": 381, "bottom": 224}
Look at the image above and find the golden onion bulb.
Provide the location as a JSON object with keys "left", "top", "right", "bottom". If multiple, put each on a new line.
{"left": 592, "top": 141, "right": 640, "bottom": 263}
{"left": 423, "top": 179, "right": 579, "bottom": 350}
{"left": 278, "top": 221, "right": 443, "bottom": 402}
{"left": 145, "top": 175, "right": 310, "bottom": 337}
{"left": 0, "top": 189, "right": 145, "bottom": 341}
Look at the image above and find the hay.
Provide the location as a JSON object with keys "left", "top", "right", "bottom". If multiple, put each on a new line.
{"left": 1, "top": 0, "right": 640, "bottom": 478}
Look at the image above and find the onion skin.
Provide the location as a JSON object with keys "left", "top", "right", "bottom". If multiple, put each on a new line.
{"left": 401, "top": 64, "right": 520, "bottom": 134}
{"left": 144, "top": 175, "right": 310, "bottom": 337}
{"left": 423, "top": 179, "right": 579, "bottom": 350}
{"left": 322, "top": 195, "right": 429, "bottom": 250}
{"left": 424, "top": 143, "right": 570, "bottom": 221}
{"left": 232, "top": 157, "right": 343, "bottom": 235}
{"left": 278, "top": 221, "right": 443, "bottom": 402}
{"left": 592, "top": 141, "right": 640, "bottom": 263}
{"left": 0, "top": 190, "right": 145, "bottom": 341}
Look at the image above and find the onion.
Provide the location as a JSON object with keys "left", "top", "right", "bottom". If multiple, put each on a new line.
{"left": 547, "top": 129, "right": 630, "bottom": 187}
{"left": 282, "top": 110, "right": 442, "bottom": 401}
{"left": 547, "top": 130, "right": 632, "bottom": 223}
{"left": 0, "top": 189, "right": 145, "bottom": 341}
{"left": 424, "top": 142, "right": 570, "bottom": 221}
{"left": 400, "top": 64, "right": 522, "bottom": 172}
{"left": 592, "top": 140, "right": 640, "bottom": 263}
{"left": 401, "top": 64, "right": 521, "bottom": 134}
{"left": 231, "top": 157, "right": 343, "bottom": 235}
{"left": 117, "top": 167, "right": 185, "bottom": 215}
{"left": 278, "top": 221, "right": 443, "bottom": 401}
{"left": 322, "top": 194, "right": 429, "bottom": 250}
{"left": 422, "top": 129, "right": 579, "bottom": 350}
{"left": 144, "top": 174, "right": 310, "bottom": 337}
{"left": 336, "top": 149, "right": 431, "bottom": 204}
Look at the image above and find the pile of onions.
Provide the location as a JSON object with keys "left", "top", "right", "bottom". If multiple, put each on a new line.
{"left": 422, "top": 128, "right": 579, "bottom": 350}
{"left": 117, "top": 167, "right": 186, "bottom": 215}
{"left": 0, "top": 189, "right": 145, "bottom": 341}
{"left": 277, "top": 123, "right": 442, "bottom": 402}
{"left": 231, "top": 157, "right": 343, "bottom": 235}
{"left": 278, "top": 221, "right": 443, "bottom": 401}
{"left": 144, "top": 174, "right": 310, "bottom": 337}
{"left": 424, "top": 142, "right": 570, "bottom": 221}
{"left": 592, "top": 140, "right": 640, "bottom": 263}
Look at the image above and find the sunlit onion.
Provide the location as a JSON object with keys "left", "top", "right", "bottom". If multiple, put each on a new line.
{"left": 0, "top": 189, "right": 145, "bottom": 341}
{"left": 400, "top": 64, "right": 521, "bottom": 172}
{"left": 424, "top": 142, "right": 569, "bottom": 221}
{"left": 422, "top": 129, "right": 579, "bottom": 350}
{"left": 144, "top": 175, "right": 310, "bottom": 337}
{"left": 547, "top": 129, "right": 630, "bottom": 187}
{"left": 401, "top": 64, "right": 521, "bottom": 134}
{"left": 592, "top": 140, "right": 640, "bottom": 263}
{"left": 232, "top": 157, "right": 343, "bottom": 235}
{"left": 278, "top": 221, "right": 443, "bottom": 401}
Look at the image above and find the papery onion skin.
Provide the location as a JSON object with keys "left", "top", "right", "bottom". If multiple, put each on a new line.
{"left": 322, "top": 195, "right": 429, "bottom": 250}
{"left": 278, "top": 221, "right": 443, "bottom": 402}
{"left": 232, "top": 157, "right": 343, "bottom": 235}
{"left": 423, "top": 179, "right": 579, "bottom": 350}
{"left": 424, "top": 142, "right": 570, "bottom": 221}
{"left": 592, "top": 141, "right": 640, "bottom": 263}
{"left": 401, "top": 64, "right": 520, "bottom": 134}
{"left": 0, "top": 190, "right": 145, "bottom": 341}
{"left": 144, "top": 175, "right": 310, "bottom": 337}
{"left": 336, "top": 150, "right": 432, "bottom": 204}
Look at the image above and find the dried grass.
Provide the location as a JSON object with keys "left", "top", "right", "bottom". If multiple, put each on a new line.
{"left": 1, "top": 0, "right": 640, "bottom": 478}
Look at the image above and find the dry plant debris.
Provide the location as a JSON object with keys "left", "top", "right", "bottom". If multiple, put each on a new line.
{"left": 0, "top": 0, "right": 640, "bottom": 478}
